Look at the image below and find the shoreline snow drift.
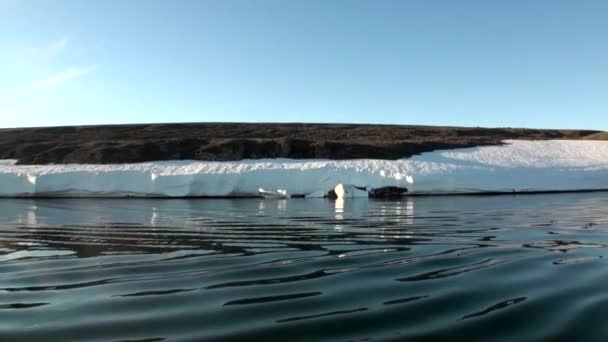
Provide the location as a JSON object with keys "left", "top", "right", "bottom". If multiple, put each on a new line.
{"left": 1, "top": 140, "right": 607, "bottom": 198}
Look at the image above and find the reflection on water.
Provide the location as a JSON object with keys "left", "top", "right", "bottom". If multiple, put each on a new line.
{"left": 334, "top": 198, "right": 344, "bottom": 223}
{"left": 1, "top": 194, "right": 608, "bottom": 341}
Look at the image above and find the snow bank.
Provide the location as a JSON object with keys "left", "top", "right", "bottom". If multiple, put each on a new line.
{"left": 1, "top": 140, "right": 607, "bottom": 197}
{"left": 409, "top": 140, "right": 608, "bottom": 193}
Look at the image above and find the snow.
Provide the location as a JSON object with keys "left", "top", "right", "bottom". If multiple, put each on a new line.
{"left": 1, "top": 140, "right": 607, "bottom": 197}
{"left": 258, "top": 188, "right": 290, "bottom": 199}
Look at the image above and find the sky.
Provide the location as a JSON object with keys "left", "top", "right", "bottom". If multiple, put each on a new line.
{"left": 1, "top": 0, "right": 607, "bottom": 129}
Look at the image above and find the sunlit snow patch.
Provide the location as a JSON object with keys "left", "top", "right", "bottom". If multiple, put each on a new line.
{"left": 0, "top": 140, "right": 607, "bottom": 197}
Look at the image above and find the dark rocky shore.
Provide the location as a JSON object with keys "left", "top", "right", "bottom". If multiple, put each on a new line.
{"left": 0, "top": 123, "right": 605, "bottom": 165}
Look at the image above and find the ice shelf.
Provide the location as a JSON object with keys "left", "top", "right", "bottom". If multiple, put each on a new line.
{"left": 1, "top": 140, "right": 607, "bottom": 197}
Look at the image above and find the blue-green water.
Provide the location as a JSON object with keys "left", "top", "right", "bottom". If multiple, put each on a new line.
{"left": 1, "top": 194, "right": 608, "bottom": 341}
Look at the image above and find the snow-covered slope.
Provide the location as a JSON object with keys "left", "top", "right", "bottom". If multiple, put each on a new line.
{"left": 1, "top": 140, "right": 607, "bottom": 197}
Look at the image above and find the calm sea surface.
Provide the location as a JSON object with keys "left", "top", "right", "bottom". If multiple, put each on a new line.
{"left": 2, "top": 194, "right": 608, "bottom": 341}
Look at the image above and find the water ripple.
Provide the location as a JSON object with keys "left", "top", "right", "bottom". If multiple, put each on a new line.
{"left": 1, "top": 194, "right": 608, "bottom": 341}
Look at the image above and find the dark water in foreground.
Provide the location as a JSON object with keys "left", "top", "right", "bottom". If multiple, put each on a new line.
{"left": 1, "top": 194, "right": 608, "bottom": 341}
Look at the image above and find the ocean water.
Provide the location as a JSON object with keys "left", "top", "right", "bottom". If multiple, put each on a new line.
{"left": 1, "top": 194, "right": 608, "bottom": 341}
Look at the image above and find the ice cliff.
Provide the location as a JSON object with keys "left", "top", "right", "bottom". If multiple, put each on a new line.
{"left": 1, "top": 140, "right": 607, "bottom": 197}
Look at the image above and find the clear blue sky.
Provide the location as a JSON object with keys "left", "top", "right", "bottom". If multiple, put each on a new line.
{"left": 1, "top": 0, "right": 607, "bottom": 129}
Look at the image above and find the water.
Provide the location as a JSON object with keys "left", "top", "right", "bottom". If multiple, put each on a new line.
{"left": 1, "top": 194, "right": 608, "bottom": 341}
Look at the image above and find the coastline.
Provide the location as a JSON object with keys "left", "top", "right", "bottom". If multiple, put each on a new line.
{"left": 1, "top": 123, "right": 605, "bottom": 165}
{"left": 2, "top": 139, "right": 608, "bottom": 198}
